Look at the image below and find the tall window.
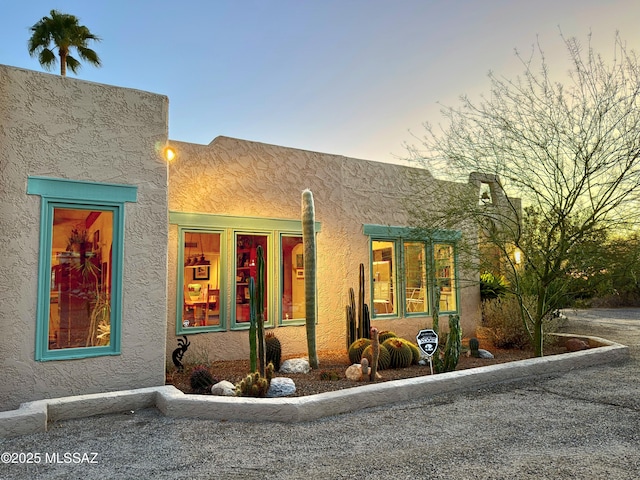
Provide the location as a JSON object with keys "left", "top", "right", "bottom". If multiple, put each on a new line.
{"left": 435, "top": 243, "right": 457, "bottom": 312}
{"left": 281, "top": 235, "right": 304, "bottom": 322}
{"left": 404, "top": 242, "right": 428, "bottom": 314}
{"left": 28, "top": 177, "right": 135, "bottom": 361}
{"left": 372, "top": 240, "right": 396, "bottom": 315}
{"left": 235, "top": 234, "right": 269, "bottom": 324}
{"left": 49, "top": 208, "right": 113, "bottom": 350}
{"left": 365, "top": 225, "right": 460, "bottom": 318}
{"left": 181, "top": 231, "right": 222, "bottom": 329}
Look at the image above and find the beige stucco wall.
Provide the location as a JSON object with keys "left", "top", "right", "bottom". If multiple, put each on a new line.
{"left": 166, "top": 136, "right": 481, "bottom": 364}
{"left": 0, "top": 65, "right": 169, "bottom": 411}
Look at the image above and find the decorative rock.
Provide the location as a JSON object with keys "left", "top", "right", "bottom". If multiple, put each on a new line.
{"left": 345, "top": 364, "right": 364, "bottom": 381}
{"left": 267, "top": 377, "right": 296, "bottom": 397}
{"left": 566, "top": 338, "right": 590, "bottom": 352}
{"left": 477, "top": 349, "right": 494, "bottom": 359}
{"left": 210, "top": 380, "right": 236, "bottom": 396}
{"left": 279, "top": 358, "right": 311, "bottom": 374}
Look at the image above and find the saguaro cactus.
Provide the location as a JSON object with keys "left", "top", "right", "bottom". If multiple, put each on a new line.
{"left": 256, "top": 245, "right": 266, "bottom": 376}
{"left": 248, "top": 277, "right": 257, "bottom": 372}
{"left": 302, "top": 189, "right": 319, "bottom": 369}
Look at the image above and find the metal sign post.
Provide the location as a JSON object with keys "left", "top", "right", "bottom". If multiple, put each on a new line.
{"left": 416, "top": 329, "right": 438, "bottom": 375}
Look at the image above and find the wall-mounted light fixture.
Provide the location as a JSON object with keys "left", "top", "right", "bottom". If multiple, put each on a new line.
{"left": 514, "top": 249, "right": 522, "bottom": 265}
{"left": 164, "top": 146, "right": 176, "bottom": 162}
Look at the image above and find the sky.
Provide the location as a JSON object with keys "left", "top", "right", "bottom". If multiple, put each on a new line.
{"left": 2, "top": 0, "right": 639, "bottom": 164}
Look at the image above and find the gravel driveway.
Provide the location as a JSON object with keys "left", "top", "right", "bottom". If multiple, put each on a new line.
{"left": 1, "top": 308, "right": 639, "bottom": 479}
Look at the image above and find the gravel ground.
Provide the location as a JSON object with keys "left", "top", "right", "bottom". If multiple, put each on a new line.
{"left": 1, "top": 308, "right": 639, "bottom": 479}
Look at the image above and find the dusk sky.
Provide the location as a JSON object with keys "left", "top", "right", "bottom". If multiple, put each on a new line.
{"left": 3, "top": 1, "right": 639, "bottom": 164}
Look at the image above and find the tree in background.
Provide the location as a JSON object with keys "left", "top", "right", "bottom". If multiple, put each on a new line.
{"left": 407, "top": 33, "right": 640, "bottom": 356}
{"left": 28, "top": 9, "right": 101, "bottom": 77}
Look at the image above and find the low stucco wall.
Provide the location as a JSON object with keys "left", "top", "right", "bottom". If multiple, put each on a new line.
{"left": 0, "top": 65, "right": 169, "bottom": 411}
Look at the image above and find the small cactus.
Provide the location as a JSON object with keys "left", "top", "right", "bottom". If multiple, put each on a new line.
{"left": 189, "top": 366, "right": 216, "bottom": 394}
{"left": 469, "top": 337, "right": 480, "bottom": 358}
{"left": 235, "top": 370, "right": 270, "bottom": 397}
{"left": 265, "top": 333, "right": 282, "bottom": 371}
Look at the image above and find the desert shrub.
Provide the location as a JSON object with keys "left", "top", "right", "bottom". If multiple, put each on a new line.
{"left": 482, "top": 295, "right": 567, "bottom": 349}
{"left": 480, "top": 272, "right": 508, "bottom": 300}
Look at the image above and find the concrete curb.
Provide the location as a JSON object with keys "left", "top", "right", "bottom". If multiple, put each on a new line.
{"left": 0, "top": 335, "right": 628, "bottom": 438}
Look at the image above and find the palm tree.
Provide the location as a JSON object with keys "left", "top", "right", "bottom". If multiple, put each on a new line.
{"left": 28, "top": 10, "right": 101, "bottom": 77}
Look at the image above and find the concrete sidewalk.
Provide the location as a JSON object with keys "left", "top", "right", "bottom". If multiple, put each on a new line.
{"left": 1, "top": 308, "right": 639, "bottom": 479}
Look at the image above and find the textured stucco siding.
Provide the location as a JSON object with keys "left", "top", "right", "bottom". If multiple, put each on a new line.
{"left": 166, "top": 136, "right": 481, "bottom": 363}
{"left": 0, "top": 65, "right": 169, "bottom": 411}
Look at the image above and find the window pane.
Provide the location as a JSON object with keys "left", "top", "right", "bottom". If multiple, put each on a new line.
{"left": 49, "top": 208, "right": 113, "bottom": 349}
{"left": 282, "top": 235, "right": 304, "bottom": 321}
{"left": 404, "top": 242, "right": 428, "bottom": 314}
{"left": 182, "top": 232, "right": 221, "bottom": 328}
{"left": 235, "top": 234, "right": 268, "bottom": 323}
{"left": 372, "top": 240, "right": 396, "bottom": 315}
{"left": 435, "top": 243, "right": 456, "bottom": 311}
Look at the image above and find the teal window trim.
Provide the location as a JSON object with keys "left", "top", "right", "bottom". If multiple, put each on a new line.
{"left": 364, "top": 224, "right": 460, "bottom": 318}
{"left": 176, "top": 227, "right": 227, "bottom": 334}
{"left": 171, "top": 212, "right": 321, "bottom": 332}
{"left": 279, "top": 233, "right": 306, "bottom": 326}
{"left": 170, "top": 211, "right": 321, "bottom": 233}
{"left": 27, "top": 176, "right": 136, "bottom": 361}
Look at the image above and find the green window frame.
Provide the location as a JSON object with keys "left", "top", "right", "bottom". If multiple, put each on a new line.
{"left": 170, "top": 212, "right": 320, "bottom": 332}
{"left": 364, "top": 224, "right": 461, "bottom": 319}
{"left": 27, "top": 176, "right": 137, "bottom": 361}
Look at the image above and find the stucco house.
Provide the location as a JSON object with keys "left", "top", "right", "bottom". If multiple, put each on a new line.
{"left": 1, "top": 64, "right": 481, "bottom": 412}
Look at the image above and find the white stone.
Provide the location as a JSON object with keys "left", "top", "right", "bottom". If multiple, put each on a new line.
{"left": 478, "top": 349, "right": 495, "bottom": 359}
{"left": 210, "top": 380, "right": 237, "bottom": 396}
{"left": 279, "top": 358, "right": 310, "bottom": 374}
{"left": 267, "top": 377, "right": 296, "bottom": 397}
{"left": 345, "top": 364, "right": 364, "bottom": 381}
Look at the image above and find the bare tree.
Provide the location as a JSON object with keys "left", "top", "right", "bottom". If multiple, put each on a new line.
{"left": 408, "top": 33, "right": 640, "bottom": 356}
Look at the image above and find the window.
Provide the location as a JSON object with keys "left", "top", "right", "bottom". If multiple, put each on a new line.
{"left": 404, "top": 242, "right": 428, "bottom": 314}
{"left": 170, "top": 213, "right": 320, "bottom": 332}
{"left": 28, "top": 177, "right": 136, "bottom": 361}
{"left": 364, "top": 225, "right": 460, "bottom": 318}
{"left": 281, "top": 235, "right": 305, "bottom": 322}
{"left": 181, "top": 231, "right": 222, "bottom": 329}
{"left": 435, "top": 243, "right": 457, "bottom": 312}
{"left": 234, "top": 233, "right": 269, "bottom": 324}
{"left": 372, "top": 240, "right": 397, "bottom": 315}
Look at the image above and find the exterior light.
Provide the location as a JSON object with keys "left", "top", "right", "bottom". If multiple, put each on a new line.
{"left": 164, "top": 146, "right": 176, "bottom": 162}
{"left": 514, "top": 249, "right": 522, "bottom": 265}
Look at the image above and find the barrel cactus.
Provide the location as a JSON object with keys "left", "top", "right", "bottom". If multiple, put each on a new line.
{"left": 361, "top": 343, "right": 391, "bottom": 370}
{"left": 378, "top": 330, "right": 397, "bottom": 343}
{"left": 396, "top": 338, "right": 421, "bottom": 365}
{"left": 382, "top": 338, "right": 413, "bottom": 369}
{"left": 348, "top": 338, "right": 371, "bottom": 364}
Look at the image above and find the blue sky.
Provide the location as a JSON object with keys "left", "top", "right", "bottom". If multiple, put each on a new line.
{"left": 2, "top": 0, "right": 639, "bottom": 163}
